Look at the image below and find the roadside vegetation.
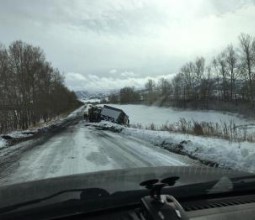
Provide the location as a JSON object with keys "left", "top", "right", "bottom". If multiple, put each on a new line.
{"left": 109, "top": 33, "right": 255, "bottom": 118}
{"left": 0, "top": 41, "right": 82, "bottom": 134}
{"left": 131, "top": 119, "right": 255, "bottom": 143}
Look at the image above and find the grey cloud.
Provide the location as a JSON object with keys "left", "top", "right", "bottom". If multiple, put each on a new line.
{"left": 77, "top": 3, "right": 167, "bottom": 34}
{"left": 209, "top": 0, "right": 254, "bottom": 15}
{"left": 109, "top": 69, "right": 117, "bottom": 74}
{"left": 65, "top": 72, "right": 174, "bottom": 92}
{"left": 0, "top": 0, "right": 168, "bottom": 35}
{"left": 1, "top": 0, "right": 255, "bottom": 92}
{"left": 1, "top": 0, "right": 254, "bottom": 33}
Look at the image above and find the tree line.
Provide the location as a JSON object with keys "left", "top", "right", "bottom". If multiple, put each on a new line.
{"left": 0, "top": 41, "right": 81, "bottom": 133}
{"left": 109, "top": 87, "right": 141, "bottom": 104}
{"left": 170, "top": 33, "right": 255, "bottom": 109}
{"left": 110, "top": 33, "right": 255, "bottom": 114}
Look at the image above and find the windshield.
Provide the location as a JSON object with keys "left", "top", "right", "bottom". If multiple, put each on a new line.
{"left": 0, "top": 0, "right": 255, "bottom": 204}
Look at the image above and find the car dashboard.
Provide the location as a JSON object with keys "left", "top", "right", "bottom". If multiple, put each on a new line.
{"left": 53, "top": 193, "right": 255, "bottom": 220}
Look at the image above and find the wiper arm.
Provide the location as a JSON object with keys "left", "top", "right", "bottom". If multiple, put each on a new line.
{"left": 208, "top": 174, "right": 255, "bottom": 194}
{"left": 0, "top": 187, "right": 110, "bottom": 214}
{"left": 230, "top": 174, "right": 255, "bottom": 183}
{"left": 230, "top": 174, "right": 255, "bottom": 191}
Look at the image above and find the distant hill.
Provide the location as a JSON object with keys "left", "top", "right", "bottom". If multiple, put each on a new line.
{"left": 75, "top": 90, "right": 110, "bottom": 101}
{"left": 75, "top": 90, "right": 90, "bottom": 99}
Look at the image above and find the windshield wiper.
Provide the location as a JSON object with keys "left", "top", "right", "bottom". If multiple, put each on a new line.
{"left": 205, "top": 174, "right": 255, "bottom": 195}
{"left": 230, "top": 174, "right": 255, "bottom": 190}
{"left": 230, "top": 174, "right": 255, "bottom": 183}
{"left": 0, "top": 187, "right": 110, "bottom": 214}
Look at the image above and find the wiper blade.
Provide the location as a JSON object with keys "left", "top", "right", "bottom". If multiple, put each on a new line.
{"left": 230, "top": 174, "right": 255, "bottom": 183}
{"left": 208, "top": 174, "right": 255, "bottom": 194}
{"left": 0, "top": 187, "right": 110, "bottom": 214}
{"left": 230, "top": 174, "right": 255, "bottom": 191}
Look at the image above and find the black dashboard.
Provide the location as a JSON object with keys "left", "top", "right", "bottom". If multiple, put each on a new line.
{"left": 53, "top": 193, "right": 255, "bottom": 220}
{"left": 2, "top": 174, "right": 255, "bottom": 220}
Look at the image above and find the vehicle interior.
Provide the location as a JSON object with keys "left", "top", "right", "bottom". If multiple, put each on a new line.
{"left": 2, "top": 175, "right": 255, "bottom": 220}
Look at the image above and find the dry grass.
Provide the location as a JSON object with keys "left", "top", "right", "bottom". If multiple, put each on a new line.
{"left": 130, "top": 118, "right": 255, "bottom": 142}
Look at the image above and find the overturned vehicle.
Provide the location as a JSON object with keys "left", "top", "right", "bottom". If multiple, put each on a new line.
{"left": 87, "top": 106, "right": 102, "bottom": 122}
{"left": 86, "top": 105, "right": 129, "bottom": 125}
{"left": 100, "top": 105, "right": 129, "bottom": 125}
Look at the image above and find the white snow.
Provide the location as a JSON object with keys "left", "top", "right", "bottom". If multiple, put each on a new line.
{"left": 0, "top": 124, "right": 115, "bottom": 185}
{"left": 110, "top": 104, "right": 253, "bottom": 128}
{"left": 83, "top": 104, "right": 93, "bottom": 115}
{"left": 97, "top": 120, "right": 123, "bottom": 129}
{"left": 0, "top": 138, "right": 6, "bottom": 149}
{"left": 0, "top": 105, "right": 86, "bottom": 148}
{"left": 6, "top": 131, "right": 34, "bottom": 139}
{"left": 81, "top": 98, "right": 101, "bottom": 104}
{"left": 0, "top": 122, "right": 198, "bottom": 186}
{"left": 122, "top": 127, "right": 255, "bottom": 173}
{"left": 66, "top": 105, "right": 86, "bottom": 118}
{"left": 1, "top": 103, "right": 254, "bottom": 186}
{"left": 93, "top": 105, "right": 255, "bottom": 173}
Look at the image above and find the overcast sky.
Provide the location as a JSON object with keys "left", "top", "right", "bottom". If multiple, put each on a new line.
{"left": 1, "top": 0, "right": 255, "bottom": 92}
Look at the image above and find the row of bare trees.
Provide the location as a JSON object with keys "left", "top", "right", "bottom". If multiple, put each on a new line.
{"left": 141, "top": 33, "right": 255, "bottom": 111}
{"left": 109, "top": 87, "right": 140, "bottom": 104}
{"left": 0, "top": 41, "right": 80, "bottom": 133}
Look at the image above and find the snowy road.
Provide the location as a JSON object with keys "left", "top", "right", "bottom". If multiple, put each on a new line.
{"left": 0, "top": 121, "right": 200, "bottom": 186}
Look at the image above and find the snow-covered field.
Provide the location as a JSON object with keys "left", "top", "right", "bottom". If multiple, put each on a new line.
{"left": 110, "top": 104, "right": 252, "bottom": 126}
{"left": 109, "top": 104, "right": 255, "bottom": 137}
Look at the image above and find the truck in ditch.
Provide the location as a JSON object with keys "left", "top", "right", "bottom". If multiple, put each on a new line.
{"left": 100, "top": 105, "right": 129, "bottom": 125}
{"left": 86, "top": 105, "right": 129, "bottom": 125}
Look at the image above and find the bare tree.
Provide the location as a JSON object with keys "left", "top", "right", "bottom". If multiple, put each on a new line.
{"left": 239, "top": 33, "right": 255, "bottom": 104}
{"left": 180, "top": 62, "right": 195, "bottom": 100}
{"left": 224, "top": 44, "right": 238, "bottom": 101}
{"left": 193, "top": 57, "right": 205, "bottom": 101}
{"left": 172, "top": 73, "right": 186, "bottom": 107}
{"left": 200, "top": 65, "right": 214, "bottom": 107}
{"left": 145, "top": 79, "right": 155, "bottom": 92}
{"left": 212, "top": 52, "right": 229, "bottom": 101}
{"left": 119, "top": 87, "right": 140, "bottom": 104}
{"left": 158, "top": 78, "right": 172, "bottom": 96}
{"left": 145, "top": 79, "right": 156, "bottom": 104}
{"left": 0, "top": 40, "right": 80, "bottom": 133}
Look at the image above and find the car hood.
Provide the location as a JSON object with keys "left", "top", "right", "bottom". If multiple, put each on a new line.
{"left": 0, "top": 166, "right": 250, "bottom": 208}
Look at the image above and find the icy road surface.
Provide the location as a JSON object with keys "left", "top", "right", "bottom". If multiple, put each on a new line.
{"left": 0, "top": 121, "right": 200, "bottom": 186}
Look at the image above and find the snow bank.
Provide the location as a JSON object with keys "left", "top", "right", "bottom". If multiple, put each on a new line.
{"left": 86, "top": 121, "right": 255, "bottom": 173}
{"left": 85, "top": 120, "right": 123, "bottom": 132}
{"left": 122, "top": 127, "right": 255, "bottom": 173}
{"left": 81, "top": 98, "right": 101, "bottom": 104}
{"left": 0, "top": 138, "right": 7, "bottom": 149}
{"left": 67, "top": 105, "right": 86, "bottom": 118}
{"left": 0, "top": 105, "right": 86, "bottom": 146}
{"left": 6, "top": 131, "right": 35, "bottom": 139}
